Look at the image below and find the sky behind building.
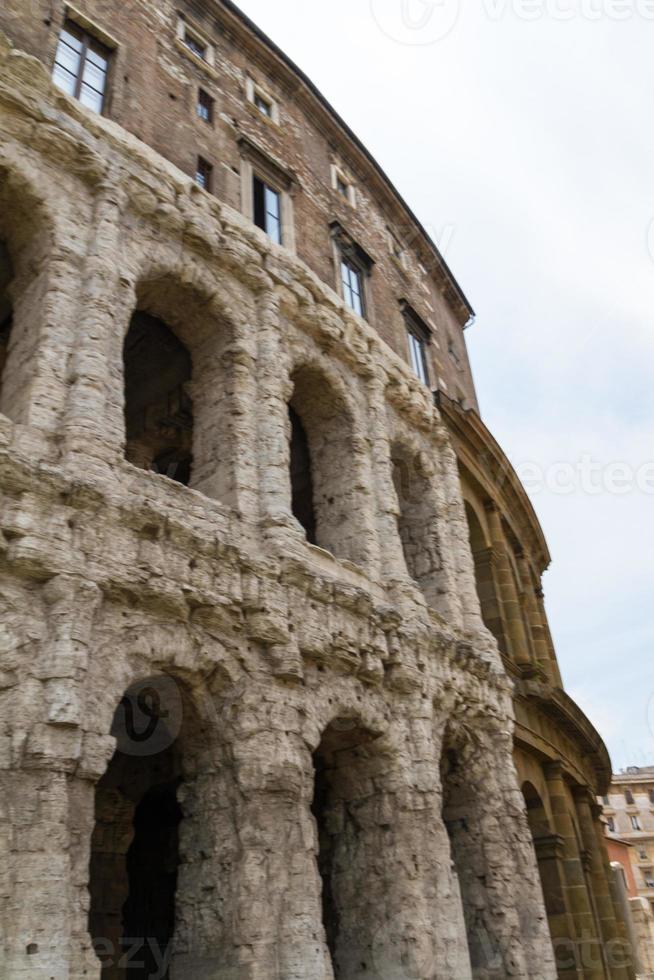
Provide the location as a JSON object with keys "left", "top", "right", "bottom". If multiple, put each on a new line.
{"left": 236, "top": 0, "right": 654, "bottom": 769}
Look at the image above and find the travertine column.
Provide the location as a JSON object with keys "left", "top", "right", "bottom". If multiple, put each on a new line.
{"left": 366, "top": 370, "right": 415, "bottom": 585}
{"left": 442, "top": 728, "right": 556, "bottom": 980}
{"left": 535, "top": 587, "right": 564, "bottom": 688}
{"left": 62, "top": 177, "right": 126, "bottom": 470}
{"left": 573, "top": 789, "right": 634, "bottom": 979}
{"left": 531, "top": 832, "right": 583, "bottom": 979}
{"left": 472, "top": 546, "right": 511, "bottom": 655}
{"left": 544, "top": 764, "right": 606, "bottom": 979}
{"left": 484, "top": 503, "right": 534, "bottom": 669}
{"left": 0, "top": 757, "right": 103, "bottom": 980}
{"left": 515, "top": 552, "right": 556, "bottom": 680}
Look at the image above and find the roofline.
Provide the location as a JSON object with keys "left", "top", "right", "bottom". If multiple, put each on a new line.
{"left": 217, "top": 0, "right": 475, "bottom": 323}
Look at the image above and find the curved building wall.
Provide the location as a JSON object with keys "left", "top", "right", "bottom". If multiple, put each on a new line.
{"left": 0, "top": 3, "right": 630, "bottom": 979}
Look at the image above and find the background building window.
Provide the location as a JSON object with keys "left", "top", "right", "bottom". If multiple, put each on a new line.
{"left": 52, "top": 22, "right": 110, "bottom": 113}
{"left": 197, "top": 89, "right": 213, "bottom": 123}
{"left": 626, "top": 789, "right": 635, "bottom": 805}
{"left": 631, "top": 815, "right": 641, "bottom": 830}
{"left": 340, "top": 258, "right": 364, "bottom": 316}
{"left": 195, "top": 157, "right": 213, "bottom": 192}
{"left": 253, "top": 177, "right": 282, "bottom": 244}
{"left": 649, "top": 789, "right": 654, "bottom": 805}
{"left": 607, "top": 817, "right": 616, "bottom": 832}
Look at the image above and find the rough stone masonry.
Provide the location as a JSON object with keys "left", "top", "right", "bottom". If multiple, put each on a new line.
{"left": 0, "top": 2, "right": 561, "bottom": 978}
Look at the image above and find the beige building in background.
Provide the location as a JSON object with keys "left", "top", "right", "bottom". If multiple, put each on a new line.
{"left": 603, "top": 768, "right": 654, "bottom": 909}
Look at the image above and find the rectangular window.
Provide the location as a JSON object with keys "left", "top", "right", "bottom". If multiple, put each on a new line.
{"left": 254, "top": 92, "right": 273, "bottom": 118}
{"left": 408, "top": 329, "right": 430, "bottom": 386}
{"left": 197, "top": 88, "right": 214, "bottom": 124}
{"left": 184, "top": 28, "right": 207, "bottom": 60}
{"left": 341, "top": 259, "right": 364, "bottom": 317}
{"left": 52, "top": 22, "right": 110, "bottom": 114}
{"left": 253, "top": 176, "right": 282, "bottom": 244}
{"left": 626, "top": 790, "right": 635, "bottom": 805}
{"left": 607, "top": 817, "right": 616, "bottom": 833}
{"left": 195, "top": 157, "right": 213, "bottom": 192}
{"left": 631, "top": 815, "right": 641, "bottom": 830}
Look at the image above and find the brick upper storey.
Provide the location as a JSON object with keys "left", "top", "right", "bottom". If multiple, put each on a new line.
{"left": 0, "top": 0, "right": 479, "bottom": 410}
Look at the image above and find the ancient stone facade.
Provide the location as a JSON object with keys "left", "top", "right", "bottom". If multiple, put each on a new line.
{"left": 0, "top": 2, "right": 627, "bottom": 978}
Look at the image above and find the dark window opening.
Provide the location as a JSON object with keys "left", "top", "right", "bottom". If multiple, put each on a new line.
{"left": 197, "top": 88, "right": 213, "bottom": 124}
{"left": 195, "top": 157, "right": 213, "bottom": 192}
{"left": 340, "top": 258, "right": 364, "bottom": 317}
{"left": 289, "top": 406, "right": 316, "bottom": 544}
{"left": 336, "top": 176, "right": 349, "bottom": 198}
{"left": 626, "top": 789, "right": 635, "bottom": 805}
{"left": 649, "top": 790, "right": 654, "bottom": 805}
{"left": 183, "top": 29, "right": 207, "bottom": 60}
{"left": 0, "top": 242, "right": 13, "bottom": 399}
{"left": 254, "top": 92, "right": 272, "bottom": 117}
{"left": 253, "top": 175, "right": 282, "bottom": 244}
{"left": 52, "top": 21, "right": 110, "bottom": 114}
{"left": 123, "top": 311, "right": 193, "bottom": 486}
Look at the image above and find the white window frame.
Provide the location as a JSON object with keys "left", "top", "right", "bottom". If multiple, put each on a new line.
{"left": 176, "top": 16, "right": 215, "bottom": 68}
{"left": 240, "top": 157, "right": 295, "bottom": 253}
{"left": 340, "top": 257, "right": 365, "bottom": 317}
{"left": 246, "top": 77, "right": 280, "bottom": 125}
{"left": 331, "top": 165, "right": 356, "bottom": 207}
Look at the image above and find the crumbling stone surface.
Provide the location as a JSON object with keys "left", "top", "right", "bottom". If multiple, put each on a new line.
{"left": 0, "top": 28, "right": 557, "bottom": 980}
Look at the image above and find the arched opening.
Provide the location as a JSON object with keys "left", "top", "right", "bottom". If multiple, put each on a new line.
{"left": 123, "top": 311, "right": 193, "bottom": 485}
{"left": 289, "top": 405, "right": 317, "bottom": 544}
{"left": 0, "top": 169, "right": 51, "bottom": 424}
{"left": 522, "top": 781, "right": 574, "bottom": 974}
{"left": 312, "top": 719, "right": 382, "bottom": 975}
{"left": 289, "top": 365, "right": 368, "bottom": 565}
{"left": 122, "top": 277, "right": 236, "bottom": 503}
{"left": 0, "top": 241, "right": 13, "bottom": 400}
{"left": 464, "top": 501, "right": 507, "bottom": 654}
{"left": 391, "top": 441, "right": 443, "bottom": 607}
{"left": 88, "top": 676, "right": 205, "bottom": 978}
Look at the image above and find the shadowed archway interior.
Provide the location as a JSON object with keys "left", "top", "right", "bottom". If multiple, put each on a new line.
{"left": 88, "top": 681, "right": 189, "bottom": 979}
{"left": 123, "top": 311, "right": 193, "bottom": 486}
{"left": 0, "top": 241, "right": 13, "bottom": 397}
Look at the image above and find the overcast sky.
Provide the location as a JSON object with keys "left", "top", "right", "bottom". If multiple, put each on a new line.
{"left": 235, "top": 0, "right": 654, "bottom": 771}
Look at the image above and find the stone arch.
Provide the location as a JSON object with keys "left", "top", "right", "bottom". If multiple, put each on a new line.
{"left": 0, "top": 163, "right": 53, "bottom": 423}
{"left": 288, "top": 360, "right": 373, "bottom": 566}
{"left": 311, "top": 713, "right": 393, "bottom": 980}
{"left": 86, "top": 660, "right": 236, "bottom": 979}
{"left": 463, "top": 499, "right": 507, "bottom": 654}
{"left": 121, "top": 271, "right": 237, "bottom": 503}
{"left": 389, "top": 436, "right": 444, "bottom": 608}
